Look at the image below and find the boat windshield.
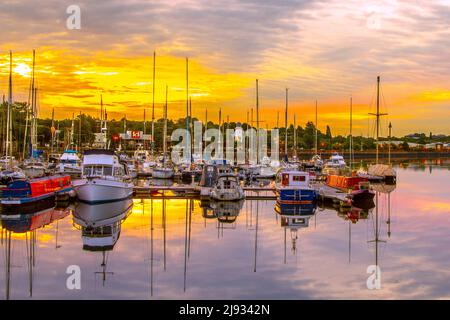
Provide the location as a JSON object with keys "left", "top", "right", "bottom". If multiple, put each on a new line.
{"left": 83, "top": 165, "right": 114, "bottom": 177}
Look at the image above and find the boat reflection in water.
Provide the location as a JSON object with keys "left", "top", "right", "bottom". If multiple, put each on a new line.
{"left": 72, "top": 199, "right": 133, "bottom": 286}
{"left": 72, "top": 199, "right": 133, "bottom": 250}
{"left": 210, "top": 200, "right": 244, "bottom": 224}
{"left": 275, "top": 202, "right": 318, "bottom": 257}
{"left": 1, "top": 205, "right": 71, "bottom": 299}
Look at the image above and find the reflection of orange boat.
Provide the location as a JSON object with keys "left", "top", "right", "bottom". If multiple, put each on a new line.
{"left": 0, "top": 206, "right": 71, "bottom": 233}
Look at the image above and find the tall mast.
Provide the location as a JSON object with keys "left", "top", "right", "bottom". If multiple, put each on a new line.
{"left": 143, "top": 109, "right": 146, "bottom": 135}
{"left": 190, "top": 97, "right": 193, "bottom": 160}
{"left": 284, "top": 88, "right": 288, "bottom": 158}
{"left": 78, "top": 110, "right": 82, "bottom": 152}
{"left": 31, "top": 86, "right": 38, "bottom": 156}
{"left": 256, "top": 80, "right": 259, "bottom": 163}
{"left": 6, "top": 51, "right": 13, "bottom": 163}
{"left": 50, "top": 107, "right": 55, "bottom": 155}
{"left": 163, "top": 85, "right": 168, "bottom": 168}
{"left": 186, "top": 57, "right": 190, "bottom": 163}
{"left": 100, "top": 94, "right": 103, "bottom": 122}
{"left": 388, "top": 122, "right": 392, "bottom": 165}
{"left": 71, "top": 113, "right": 75, "bottom": 148}
{"left": 30, "top": 50, "right": 37, "bottom": 156}
{"left": 369, "top": 76, "right": 387, "bottom": 164}
{"left": 218, "top": 107, "right": 222, "bottom": 155}
{"left": 349, "top": 96, "right": 353, "bottom": 170}
{"left": 294, "top": 114, "right": 297, "bottom": 158}
{"left": 151, "top": 51, "right": 156, "bottom": 157}
{"left": 315, "top": 100, "right": 318, "bottom": 155}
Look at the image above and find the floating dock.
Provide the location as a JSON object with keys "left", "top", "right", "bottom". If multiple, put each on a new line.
{"left": 133, "top": 183, "right": 351, "bottom": 203}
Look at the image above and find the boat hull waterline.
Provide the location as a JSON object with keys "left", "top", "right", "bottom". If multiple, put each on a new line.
{"left": 74, "top": 178, "right": 134, "bottom": 204}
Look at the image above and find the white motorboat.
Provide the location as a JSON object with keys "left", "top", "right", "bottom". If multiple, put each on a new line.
{"left": 0, "top": 168, "right": 26, "bottom": 185}
{"left": 210, "top": 174, "right": 245, "bottom": 201}
{"left": 73, "top": 149, "right": 134, "bottom": 204}
{"left": 152, "top": 166, "right": 174, "bottom": 179}
{"left": 57, "top": 149, "right": 81, "bottom": 177}
{"left": 0, "top": 156, "right": 17, "bottom": 170}
{"left": 323, "top": 152, "right": 347, "bottom": 174}
{"left": 22, "top": 160, "right": 48, "bottom": 178}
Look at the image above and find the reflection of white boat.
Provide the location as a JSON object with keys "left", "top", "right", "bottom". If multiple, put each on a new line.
{"left": 73, "top": 199, "right": 133, "bottom": 251}
{"left": 74, "top": 149, "right": 134, "bottom": 204}
{"left": 210, "top": 174, "right": 245, "bottom": 201}
{"left": 210, "top": 199, "right": 244, "bottom": 223}
{"left": 73, "top": 198, "right": 133, "bottom": 228}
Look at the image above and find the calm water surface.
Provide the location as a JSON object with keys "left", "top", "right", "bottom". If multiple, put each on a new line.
{"left": 1, "top": 159, "right": 449, "bottom": 299}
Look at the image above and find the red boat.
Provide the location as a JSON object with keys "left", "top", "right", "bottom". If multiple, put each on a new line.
{"left": 326, "top": 174, "right": 375, "bottom": 204}
{"left": 1, "top": 175, "right": 73, "bottom": 215}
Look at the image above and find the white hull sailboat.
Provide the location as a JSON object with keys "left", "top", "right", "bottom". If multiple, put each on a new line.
{"left": 151, "top": 85, "right": 174, "bottom": 179}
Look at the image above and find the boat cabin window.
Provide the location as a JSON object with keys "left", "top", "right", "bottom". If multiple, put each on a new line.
{"left": 223, "top": 180, "right": 231, "bottom": 189}
{"left": 282, "top": 174, "right": 289, "bottom": 186}
{"left": 293, "top": 175, "right": 306, "bottom": 182}
{"left": 83, "top": 165, "right": 114, "bottom": 177}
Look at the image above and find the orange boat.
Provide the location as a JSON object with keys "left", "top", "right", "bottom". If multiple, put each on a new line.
{"left": 326, "top": 174, "right": 375, "bottom": 204}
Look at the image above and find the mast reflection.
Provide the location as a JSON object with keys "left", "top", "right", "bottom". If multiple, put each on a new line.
{"left": 1, "top": 205, "right": 71, "bottom": 299}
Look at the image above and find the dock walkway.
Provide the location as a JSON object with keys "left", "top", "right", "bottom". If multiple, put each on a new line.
{"left": 133, "top": 183, "right": 348, "bottom": 203}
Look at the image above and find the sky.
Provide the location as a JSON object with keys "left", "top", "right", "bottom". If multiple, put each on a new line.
{"left": 0, "top": 0, "right": 449, "bottom": 136}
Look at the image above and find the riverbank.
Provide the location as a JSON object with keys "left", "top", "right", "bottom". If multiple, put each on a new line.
{"left": 295, "top": 151, "right": 450, "bottom": 160}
